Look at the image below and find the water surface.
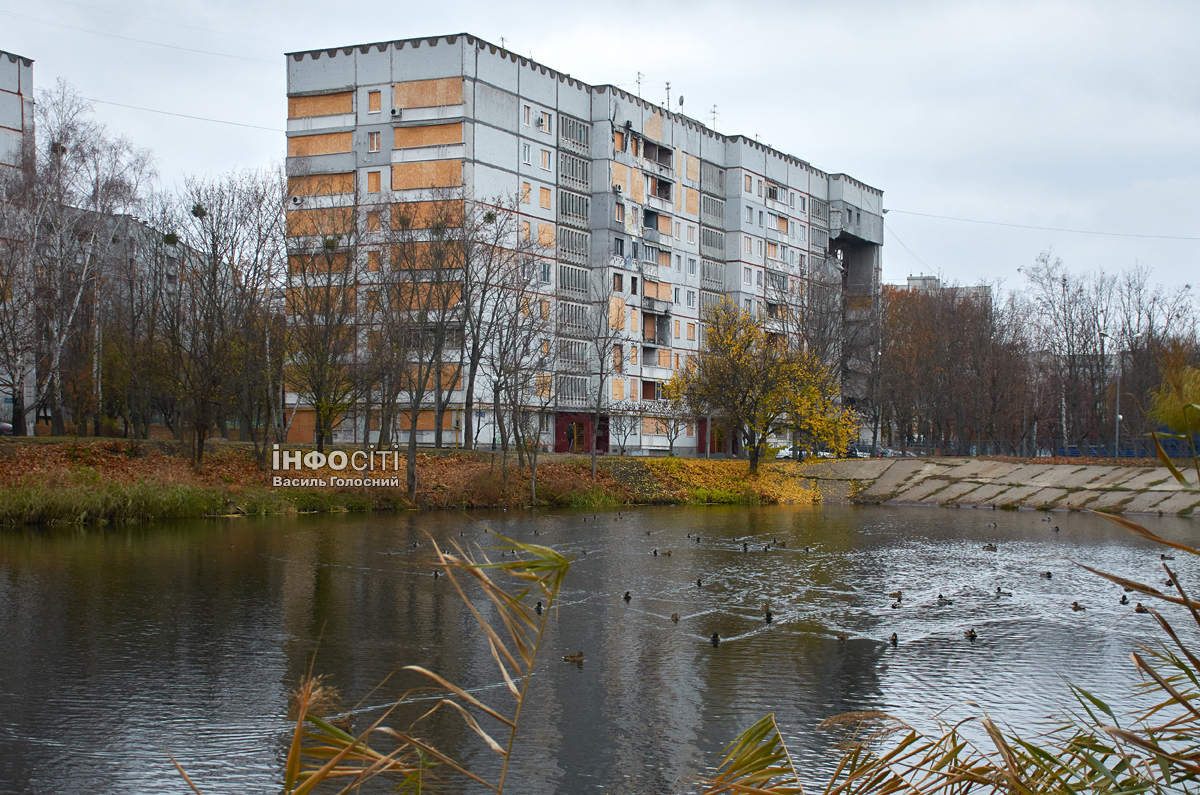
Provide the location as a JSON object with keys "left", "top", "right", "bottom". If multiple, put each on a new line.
{"left": 1, "top": 504, "right": 1195, "bottom": 794}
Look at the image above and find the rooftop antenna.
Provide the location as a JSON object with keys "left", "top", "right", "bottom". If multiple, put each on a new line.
{"left": 665, "top": 81, "right": 671, "bottom": 109}
{"left": 636, "top": 72, "right": 643, "bottom": 98}
{"left": 499, "top": 37, "right": 507, "bottom": 50}
{"left": 710, "top": 104, "right": 718, "bottom": 128}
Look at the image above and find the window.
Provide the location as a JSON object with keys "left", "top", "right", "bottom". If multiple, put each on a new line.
{"left": 630, "top": 276, "right": 637, "bottom": 294}
{"left": 524, "top": 105, "right": 531, "bottom": 125}
{"left": 687, "top": 258, "right": 696, "bottom": 275}
{"left": 540, "top": 111, "right": 552, "bottom": 132}
{"left": 522, "top": 144, "right": 531, "bottom": 164}
{"left": 368, "top": 91, "right": 381, "bottom": 113}
{"left": 745, "top": 299, "right": 752, "bottom": 311}
{"left": 756, "top": 240, "right": 763, "bottom": 256}
{"left": 758, "top": 211, "right": 764, "bottom": 227}
{"left": 686, "top": 320, "right": 696, "bottom": 338}
{"left": 745, "top": 205, "right": 753, "bottom": 223}
{"left": 614, "top": 129, "right": 624, "bottom": 150}
{"left": 367, "top": 171, "right": 381, "bottom": 193}
{"left": 366, "top": 210, "right": 381, "bottom": 231}
{"left": 540, "top": 150, "right": 551, "bottom": 170}
{"left": 614, "top": 273, "right": 624, "bottom": 292}
{"left": 368, "top": 131, "right": 380, "bottom": 152}
{"left": 541, "top": 261, "right": 551, "bottom": 283}
{"left": 767, "top": 241, "right": 778, "bottom": 259}
{"left": 521, "top": 182, "right": 531, "bottom": 204}
{"left": 743, "top": 267, "right": 752, "bottom": 285}
{"left": 613, "top": 237, "right": 624, "bottom": 256}
{"left": 756, "top": 270, "right": 763, "bottom": 287}
{"left": 797, "top": 196, "right": 806, "bottom": 212}
{"left": 674, "top": 319, "right": 680, "bottom": 338}
{"left": 674, "top": 287, "right": 681, "bottom": 304}
{"left": 743, "top": 236, "right": 751, "bottom": 254}
{"left": 615, "top": 203, "right": 625, "bottom": 222}
{"left": 541, "top": 300, "right": 550, "bottom": 320}
{"left": 675, "top": 221, "right": 681, "bottom": 238}
{"left": 630, "top": 346, "right": 638, "bottom": 365}
{"left": 675, "top": 353, "right": 681, "bottom": 369}
{"left": 675, "top": 254, "right": 682, "bottom": 272}
{"left": 368, "top": 250, "right": 382, "bottom": 271}
{"left": 614, "top": 345, "right": 623, "bottom": 374}
{"left": 522, "top": 220, "right": 531, "bottom": 241}
{"left": 744, "top": 174, "right": 752, "bottom": 192}
{"left": 687, "top": 226, "right": 695, "bottom": 243}
{"left": 757, "top": 179, "right": 763, "bottom": 196}
{"left": 540, "top": 187, "right": 552, "bottom": 209}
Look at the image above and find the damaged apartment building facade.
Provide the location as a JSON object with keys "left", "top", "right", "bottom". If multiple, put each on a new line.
{"left": 284, "top": 33, "right": 882, "bottom": 454}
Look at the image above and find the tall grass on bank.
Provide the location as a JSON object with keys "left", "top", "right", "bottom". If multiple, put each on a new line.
{"left": 0, "top": 481, "right": 226, "bottom": 525}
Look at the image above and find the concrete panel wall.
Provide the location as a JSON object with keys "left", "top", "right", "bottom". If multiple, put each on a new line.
{"left": 392, "top": 38, "right": 465, "bottom": 82}
{"left": 471, "top": 162, "right": 518, "bottom": 203}
{"left": 0, "top": 128, "right": 19, "bottom": 167}
{"left": 473, "top": 124, "right": 518, "bottom": 172}
{"left": 354, "top": 47, "right": 391, "bottom": 87}
{"left": 514, "top": 61, "right": 557, "bottom": 107}
{"left": 473, "top": 45, "right": 519, "bottom": 93}
{"left": 473, "top": 82, "right": 517, "bottom": 132}
{"left": 0, "top": 57, "right": 17, "bottom": 93}
{"left": 0, "top": 92, "right": 21, "bottom": 131}
{"left": 556, "top": 78, "right": 591, "bottom": 119}
{"left": 288, "top": 51, "right": 356, "bottom": 94}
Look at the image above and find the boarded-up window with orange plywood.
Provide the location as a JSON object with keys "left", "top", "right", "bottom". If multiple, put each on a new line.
{"left": 674, "top": 320, "right": 680, "bottom": 338}
{"left": 393, "top": 78, "right": 463, "bottom": 109}
{"left": 391, "top": 160, "right": 462, "bottom": 190}
{"left": 540, "top": 300, "right": 550, "bottom": 320}
{"left": 613, "top": 344, "right": 623, "bottom": 373}
{"left": 288, "top": 132, "right": 352, "bottom": 157}
{"left": 391, "top": 201, "right": 463, "bottom": 230}
{"left": 286, "top": 207, "right": 354, "bottom": 236}
{"left": 399, "top": 410, "right": 437, "bottom": 431}
{"left": 686, "top": 154, "right": 699, "bottom": 181}
{"left": 521, "top": 182, "right": 531, "bottom": 204}
{"left": 630, "top": 347, "right": 638, "bottom": 366}
{"left": 393, "top": 122, "right": 462, "bottom": 148}
{"left": 612, "top": 163, "right": 628, "bottom": 193}
{"left": 288, "top": 92, "right": 353, "bottom": 118}
{"left": 687, "top": 322, "right": 695, "bottom": 341}
{"left": 539, "top": 187, "right": 552, "bottom": 209}
{"left": 643, "top": 280, "right": 658, "bottom": 300}
{"left": 685, "top": 186, "right": 699, "bottom": 215}
{"left": 367, "top": 171, "right": 381, "bottom": 193}
{"left": 522, "top": 220, "right": 531, "bottom": 241}
{"left": 536, "top": 374, "right": 552, "bottom": 399}
{"left": 614, "top": 130, "right": 624, "bottom": 151}
{"left": 657, "top": 250, "right": 670, "bottom": 268}
{"left": 658, "top": 349, "right": 670, "bottom": 368}
{"left": 778, "top": 214, "right": 789, "bottom": 232}
{"left": 367, "top": 250, "right": 382, "bottom": 271}
{"left": 643, "top": 416, "right": 667, "bottom": 434}
{"left": 612, "top": 379, "right": 625, "bottom": 400}
{"left": 537, "top": 223, "right": 554, "bottom": 247}
{"left": 366, "top": 211, "right": 381, "bottom": 231}
{"left": 657, "top": 213, "right": 672, "bottom": 234}
{"left": 631, "top": 309, "right": 639, "bottom": 333}
{"left": 631, "top": 170, "right": 645, "bottom": 204}
{"left": 288, "top": 173, "right": 354, "bottom": 196}
{"left": 368, "top": 91, "right": 381, "bottom": 113}
{"left": 609, "top": 296, "right": 626, "bottom": 330}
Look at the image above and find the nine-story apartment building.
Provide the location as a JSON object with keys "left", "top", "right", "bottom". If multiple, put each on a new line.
{"left": 284, "top": 33, "right": 883, "bottom": 455}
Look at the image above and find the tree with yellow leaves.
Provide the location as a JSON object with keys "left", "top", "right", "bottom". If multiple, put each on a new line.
{"left": 669, "top": 298, "right": 857, "bottom": 474}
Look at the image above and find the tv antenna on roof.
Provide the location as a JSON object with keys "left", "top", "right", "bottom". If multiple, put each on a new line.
{"left": 710, "top": 104, "right": 718, "bottom": 128}
{"left": 665, "top": 81, "right": 670, "bottom": 109}
{"left": 636, "top": 72, "right": 643, "bottom": 97}
{"left": 499, "top": 37, "right": 507, "bottom": 49}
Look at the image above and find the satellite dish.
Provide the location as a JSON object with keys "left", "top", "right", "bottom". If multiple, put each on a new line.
{"left": 678, "top": 96, "right": 685, "bottom": 107}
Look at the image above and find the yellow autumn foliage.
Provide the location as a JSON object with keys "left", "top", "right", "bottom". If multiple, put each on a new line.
{"left": 644, "top": 458, "right": 819, "bottom": 505}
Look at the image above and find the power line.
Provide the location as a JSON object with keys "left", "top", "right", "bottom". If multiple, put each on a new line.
{"left": 887, "top": 208, "right": 1200, "bottom": 242}
{"left": 881, "top": 220, "right": 935, "bottom": 273}
{"left": 41, "top": 0, "right": 285, "bottom": 45}
{"left": 0, "top": 9, "right": 278, "bottom": 65}
{"left": 85, "top": 96, "right": 282, "bottom": 132}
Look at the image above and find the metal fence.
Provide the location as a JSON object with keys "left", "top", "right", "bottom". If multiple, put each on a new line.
{"left": 876, "top": 437, "right": 1198, "bottom": 460}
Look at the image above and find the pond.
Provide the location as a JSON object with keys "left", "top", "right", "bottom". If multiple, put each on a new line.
{"left": 1, "top": 504, "right": 1196, "bottom": 794}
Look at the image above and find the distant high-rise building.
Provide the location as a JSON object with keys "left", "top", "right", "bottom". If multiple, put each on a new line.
{"left": 284, "top": 33, "right": 883, "bottom": 453}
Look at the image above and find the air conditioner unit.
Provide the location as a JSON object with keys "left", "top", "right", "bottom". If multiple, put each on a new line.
{"left": 390, "top": 108, "right": 401, "bottom": 118}
{"left": 536, "top": 117, "right": 545, "bottom": 128}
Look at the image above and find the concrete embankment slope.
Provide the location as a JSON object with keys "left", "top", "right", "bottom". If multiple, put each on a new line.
{"left": 803, "top": 458, "right": 1200, "bottom": 516}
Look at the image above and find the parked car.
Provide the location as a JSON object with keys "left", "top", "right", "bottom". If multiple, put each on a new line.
{"left": 775, "top": 447, "right": 803, "bottom": 460}
{"left": 0, "top": 421, "right": 11, "bottom": 436}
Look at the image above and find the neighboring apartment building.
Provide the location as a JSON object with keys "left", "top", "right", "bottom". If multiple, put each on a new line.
{"left": 283, "top": 33, "right": 882, "bottom": 454}
{"left": 0, "top": 49, "right": 32, "bottom": 178}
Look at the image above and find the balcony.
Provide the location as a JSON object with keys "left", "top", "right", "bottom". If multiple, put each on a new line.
{"left": 557, "top": 283, "right": 588, "bottom": 303}
{"left": 700, "top": 261, "right": 723, "bottom": 292}
{"left": 642, "top": 228, "right": 660, "bottom": 245}
{"left": 639, "top": 262, "right": 659, "bottom": 281}
{"left": 642, "top": 296, "right": 672, "bottom": 315}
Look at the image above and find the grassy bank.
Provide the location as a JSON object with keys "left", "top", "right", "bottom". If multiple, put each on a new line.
{"left": 0, "top": 439, "right": 818, "bottom": 525}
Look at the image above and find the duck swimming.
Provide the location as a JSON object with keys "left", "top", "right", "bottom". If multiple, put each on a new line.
{"left": 965, "top": 628, "right": 978, "bottom": 641}
{"left": 1041, "top": 572, "right": 1053, "bottom": 579}
{"left": 563, "top": 652, "right": 584, "bottom": 663}
{"left": 764, "top": 611, "right": 773, "bottom": 623}
{"left": 711, "top": 633, "right": 721, "bottom": 646}
{"left": 1134, "top": 603, "right": 1150, "bottom": 614}
{"left": 535, "top": 601, "right": 543, "bottom": 615}
{"left": 671, "top": 613, "right": 680, "bottom": 622}
{"left": 623, "top": 591, "right": 631, "bottom": 601}
{"left": 836, "top": 632, "right": 850, "bottom": 642}
{"left": 887, "top": 590, "right": 902, "bottom": 600}
{"left": 696, "top": 579, "right": 703, "bottom": 587}
{"left": 1071, "top": 601, "right": 1086, "bottom": 611}
{"left": 983, "top": 544, "right": 998, "bottom": 552}
{"left": 995, "top": 587, "right": 1012, "bottom": 596}
{"left": 936, "top": 594, "right": 954, "bottom": 606}
{"left": 1119, "top": 595, "right": 1129, "bottom": 605}
{"left": 1161, "top": 554, "right": 1175, "bottom": 560}
{"left": 889, "top": 633, "right": 898, "bottom": 647}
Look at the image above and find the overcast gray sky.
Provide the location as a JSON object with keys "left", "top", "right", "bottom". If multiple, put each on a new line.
{"left": 3, "top": 0, "right": 1197, "bottom": 292}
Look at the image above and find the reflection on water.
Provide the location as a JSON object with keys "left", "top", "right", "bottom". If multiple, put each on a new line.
{"left": 1, "top": 505, "right": 1196, "bottom": 794}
